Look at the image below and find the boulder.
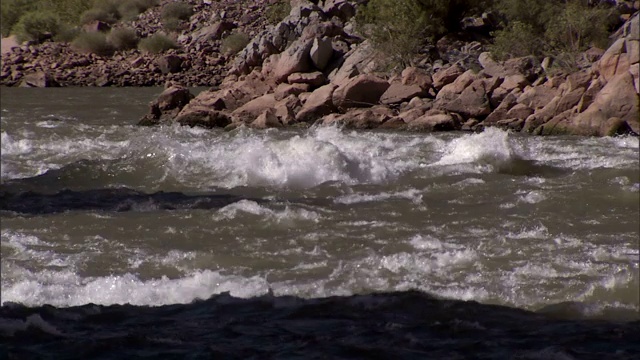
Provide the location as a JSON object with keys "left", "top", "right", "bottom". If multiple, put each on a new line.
{"left": 231, "top": 94, "right": 277, "bottom": 123}
{"left": 506, "top": 103, "right": 534, "bottom": 120}
{"left": 322, "top": 0, "right": 356, "bottom": 20}
{"left": 432, "top": 64, "right": 464, "bottom": 89}
{"left": 274, "top": 83, "right": 309, "bottom": 101}
{"left": 328, "top": 40, "right": 377, "bottom": 83}
{"left": 517, "top": 86, "right": 558, "bottom": 110}
{"left": 274, "top": 95, "right": 300, "bottom": 125}
{"left": 570, "top": 71, "right": 639, "bottom": 135}
{"left": 251, "top": 109, "right": 282, "bottom": 128}
{"left": 157, "top": 55, "right": 183, "bottom": 74}
{"left": 401, "top": 67, "right": 432, "bottom": 90}
{"left": 566, "top": 70, "right": 592, "bottom": 92}
{"left": 321, "top": 107, "right": 391, "bottom": 129}
{"left": 484, "top": 93, "right": 518, "bottom": 124}
{"left": 500, "top": 74, "right": 529, "bottom": 92}
{"left": 435, "top": 70, "right": 477, "bottom": 103}
{"left": 274, "top": 38, "right": 314, "bottom": 82}
{"left": 175, "top": 109, "right": 232, "bottom": 128}
{"left": 332, "top": 74, "right": 390, "bottom": 109}
{"left": 287, "top": 71, "right": 327, "bottom": 87}
{"left": 19, "top": 71, "right": 60, "bottom": 87}
{"left": 407, "top": 110, "right": 459, "bottom": 132}
{"left": 478, "top": 52, "right": 506, "bottom": 78}
{"left": 577, "top": 78, "right": 605, "bottom": 112}
{"left": 296, "top": 84, "right": 337, "bottom": 122}
{"left": 310, "top": 37, "right": 333, "bottom": 70}
{"left": 156, "top": 84, "right": 194, "bottom": 111}
{"left": 191, "top": 21, "right": 236, "bottom": 43}
{"left": 380, "top": 84, "right": 427, "bottom": 105}
{"left": 439, "top": 78, "right": 492, "bottom": 118}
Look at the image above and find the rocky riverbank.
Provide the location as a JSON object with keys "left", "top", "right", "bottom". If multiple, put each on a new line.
{"left": 2, "top": 0, "right": 639, "bottom": 136}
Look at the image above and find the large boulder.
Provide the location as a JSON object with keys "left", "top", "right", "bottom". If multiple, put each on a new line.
{"left": 332, "top": 74, "right": 390, "bottom": 109}
{"left": 231, "top": 94, "right": 278, "bottom": 124}
{"left": 545, "top": 71, "right": 639, "bottom": 135}
{"left": 156, "top": 84, "right": 194, "bottom": 111}
{"left": 439, "top": 78, "right": 492, "bottom": 118}
{"left": 517, "top": 86, "right": 559, "bottom": 110}
{"left": 380, "top": 84, "right": 427, "bottom": 105}
{"left": 273, "top": 38, "right": 314, "bottom": 83}
{"left": 19, "top": 71, "right": 60, "bottom": 87}
{"left": 328, "top": 40, "right": 377, "bottom": 84}
{"left": 175, "top": 109, "right": 232, "bottom": 129}
{"left": 295, "top": 83, "right": 338, "bottom": 122}
{"left": 401, "top": 67, "right": 433, "bottom": 90}
{"left": 432, "top": 64, "right": 464, "bottom": 89}
{"left": 407, "top": 110, "right": 459, "bottom": 132}
{"left": 309, "top": 37, "right": 333, "bottom": 70}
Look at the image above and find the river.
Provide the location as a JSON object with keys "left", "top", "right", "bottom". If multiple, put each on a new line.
{"left": 1, "top": 87, "right": 639, "bottom": 359}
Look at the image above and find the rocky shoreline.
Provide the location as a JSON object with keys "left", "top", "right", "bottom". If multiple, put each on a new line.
{"left": 2, "top": 0, "right": 639, "bottom": 136}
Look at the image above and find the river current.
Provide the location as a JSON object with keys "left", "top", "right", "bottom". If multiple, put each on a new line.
{"left": 1, "top": 87, "right": 639, "bottom": 359}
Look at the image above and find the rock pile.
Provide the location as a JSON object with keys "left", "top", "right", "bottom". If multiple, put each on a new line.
{"left": 141, "top": 1, "right": 639, "bottom": 136}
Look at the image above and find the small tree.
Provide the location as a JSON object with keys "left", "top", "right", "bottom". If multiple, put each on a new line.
{"left": 13, "top": 11, "right": 61, "bottom": 43}
{"left": 138, "top": 33, "right": 178, "bottom": 53}
{"left": 107, "top": 27, "right": 139, "bottom": 50}
{"left": 72, "top": 31, "right": 115, "bottom": 56}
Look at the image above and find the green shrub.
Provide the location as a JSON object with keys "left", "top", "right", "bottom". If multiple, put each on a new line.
{"left": 107, "top": 27, "right": 139, "bottom": 50}
{"left": 37, "top": 0, "right": 92, "bottom": 25}
{"left": 490, "top": 0, "right": 616, "bottom": 63}
{"left": 72, "top": 31, "right": 115, "bottom": 55}
{"left": 53, "top": 23, "right": 81, "bottom": 42}
{"left": 489, "top": 21, "right": 546, "bottom": 60}
{"left": 544, "top": 1, "right": 612, "bottom": 53}
{"left": 117, "top": 0, "right": 158, "bottom": 21}
{"left": 221, "top": 32, "right": 249, "bottom": 55}
{"left": 80, "top": 8, "right": 119, "bottom": 24}
{"left": 1, "top": 0, "right": 39, "bottom": 37}
{"left": 355, "top": 0, "right": 435, "bottom": 67}
{"left": 493, "top": 0, "right": 560, "bottom": 33}
{"left": 138, "top": 33, "right": 178, "bottom": 53}
{"left": 161, "top": 2, "right": 193, "bottom": 21}
{"left": 266, "top": 1, "right": 291, "bottom": 24}
{"left": 13, "top": 11, "right": 61, "bottom": 43}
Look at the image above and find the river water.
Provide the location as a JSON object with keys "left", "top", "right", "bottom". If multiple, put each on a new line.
{"left": 1, "top": 87, "right": 639, "bottom": 359}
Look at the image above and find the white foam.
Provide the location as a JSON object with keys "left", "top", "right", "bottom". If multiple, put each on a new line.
{"left": 162, "top": 126, "right": 430, "bottom": 189}
{"left": 334, "top": 189, "right": 423, "bottom": 205}
{"left": 1, "top": 269, "right": 270, "bottom": 307}
{"left": 213, "top": 200, "right": 321, "bottom": 223}
{"left": 430, "top": 128, "right": 516, "bottom": 170}
{"left": 519, "top": 190, "right": 547, "bottom": 204}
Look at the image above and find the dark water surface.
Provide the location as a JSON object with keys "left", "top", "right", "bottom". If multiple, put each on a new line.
{"left": 1, "top": 87, "right": 639, "bottom": 358}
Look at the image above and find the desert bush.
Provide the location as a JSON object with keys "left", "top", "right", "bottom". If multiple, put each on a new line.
{"left": 493, "top": 0, "right": 560, "bottom": 34}
{"left": 160, "top": 2, "right": 192, "bottom": 31}
{"left": 37, "top": 0, "right": 92, "bottom": 24}
{"left": 117, "top": 0, "right": 158, "bottom": 21}
{"left": 266, "top": 1, "right": 291, "bottom": 24}
{"left": 12, "top": 11, "right": 61, "bottom": 43}
{"left": 544, "top": 1, "right": 613, "bottom": 53}
{"left": 138, "top": 33, "right": 178, "bottom": 53}
{"left": 107, "top": 27, "right": 139, "bottom": 50}
{"left": 490, "top": 0, "right": 616, "bottom": 62}
{"left": 355, "top": 0, "right": 434, "bottom": 67}
{"left": 72, "top": 31, "right": 115, "bottom": 55}
{"left": 80, "top": 8, "right": 119, "bottom": 24}
{"left": 221, "top": 32, "right": 249, "bottom": 55}
{"left": 1, "top": 0, "right": 39, "bottom": 37}
{"left": 53, "top": 23, "right": 82, "bottom": 42}
{"left": 489, "top": 21, "right": 546, "bottom": 59}
{"left": 161, "top": 2, "right": 193, "bottom": 21}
